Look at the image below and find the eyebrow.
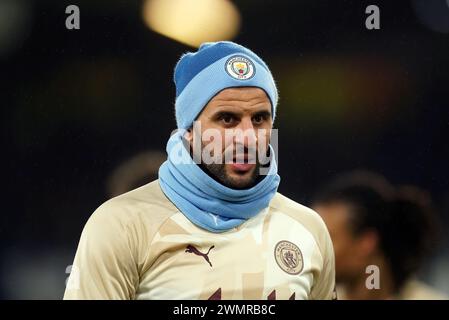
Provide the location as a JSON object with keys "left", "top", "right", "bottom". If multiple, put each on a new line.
{"left": 252, "top": 110, "right": 272, "bottom": 118}
{"left": 210, "top": 109, "right": 272, "bottom": 119}
{"left": 211, "top": 110, "right": 240, "bottom": 120}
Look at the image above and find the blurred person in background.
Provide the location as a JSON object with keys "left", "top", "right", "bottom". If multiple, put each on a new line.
{"left": 312, "top": 171, "right": 447, "bottom": 300}
{"left": 106, "top": 151, "right": 166, "bottom": 198}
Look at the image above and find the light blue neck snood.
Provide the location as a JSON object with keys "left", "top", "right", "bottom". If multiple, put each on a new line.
{"left": 158, "top": 130, "right": 281, "bottom": 233}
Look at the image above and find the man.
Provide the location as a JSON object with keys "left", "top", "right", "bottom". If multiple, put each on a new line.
{"left": 312, "top": 171, "right": 447, "bottom": 300}
{"left": 64, "top": 41, "right": 335, "bottom": 300}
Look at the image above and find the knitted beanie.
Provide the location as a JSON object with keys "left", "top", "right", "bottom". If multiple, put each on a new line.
{"left": 174, "top": 41, "right": 278, "bottom": 129}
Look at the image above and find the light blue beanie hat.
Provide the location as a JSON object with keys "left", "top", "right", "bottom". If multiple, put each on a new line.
{"left": 174, "top": 41, "right": 278, "bottom": 129}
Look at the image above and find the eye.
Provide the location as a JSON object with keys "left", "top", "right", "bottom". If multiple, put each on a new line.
{"left": 219, "top": 113, "right": 236, "bottom": 125}
{"left": 252, "top": 114, "right": 267, "bottom": 125}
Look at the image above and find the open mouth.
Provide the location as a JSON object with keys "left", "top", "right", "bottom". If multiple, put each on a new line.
{"left": 229, "top": 154, "right": 256, "bottom": 173}
{"left": 229, "top": 162, "right": 256, "bottom": 173}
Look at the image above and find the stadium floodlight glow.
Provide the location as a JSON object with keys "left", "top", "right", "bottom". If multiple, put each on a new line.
{"left": 142, "top": 0, "right": 241, "bottom": 48}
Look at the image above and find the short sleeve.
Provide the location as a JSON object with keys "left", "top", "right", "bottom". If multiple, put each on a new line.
{"left": 63, "top": 204, "right": 139, "bottom": 300}
{"left": 310, "top": 224, "right": 337, "bottom": 300}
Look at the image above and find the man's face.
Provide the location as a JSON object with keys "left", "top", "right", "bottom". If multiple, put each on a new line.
{"left": 187, "top": 87, "right": 272, "bottom": 189}
{"left": 313, "top": 202, "right": 374, "bottom": 284}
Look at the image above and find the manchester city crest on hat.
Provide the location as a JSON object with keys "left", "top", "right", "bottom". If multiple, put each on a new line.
{"left": 274, "top": 240, "right": 304, "bottom": 275}
{"left": 225, "top": 55, "right": 255, "bottom": 80}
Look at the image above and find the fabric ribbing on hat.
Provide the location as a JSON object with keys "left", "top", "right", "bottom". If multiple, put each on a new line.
{"left": 174, "top": 41, "right": 271, "bottom": 97}
{"left": 175, "top": 53, "right": 278, "bottom": 129}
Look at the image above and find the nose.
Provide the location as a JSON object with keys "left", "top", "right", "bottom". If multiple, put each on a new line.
{"left": 234, "top": 117, "right": 257, "bottom": 149}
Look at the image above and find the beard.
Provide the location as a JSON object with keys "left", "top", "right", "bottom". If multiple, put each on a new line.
{"left": 194, "top": 140, "right": 265, "bottom": 189}
{"left": 200, "top": 161, "right": 262, "bottom": 190}
{"left": 187, "top": 133, "right": 270, "bottom": 190}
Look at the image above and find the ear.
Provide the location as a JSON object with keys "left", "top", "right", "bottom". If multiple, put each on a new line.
{"left": 358, "top": 229, "right": 379, "bottom": 257}
{"left": 185, "top": 127, "right": 193, "bottom": 143}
